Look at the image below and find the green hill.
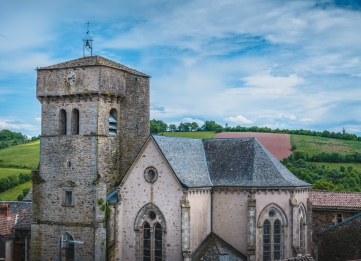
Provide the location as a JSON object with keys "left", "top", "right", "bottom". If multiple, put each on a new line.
{"left": 162, "top": 131, "right": 216, "bottom": 139}
{"left": 291, "top": 135, "right": 361, "bottom": 155}
{"left": 0, "top": 140, "right": 40, "bottom": 169}
{"left": 0, "top": 141, "right": 39, "bottom": 200}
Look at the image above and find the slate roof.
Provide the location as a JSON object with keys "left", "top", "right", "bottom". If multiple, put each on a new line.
{"left": 152, "top": 136, "right": 310, "bottom": 188}
{"left": 192, "top": 232, "right": 247, "bottom": 261}
{"left": 309, "top": 190, "right": 361, "bottom": 209}
{"left": 37, "top": 55, "right": 150, "bottom": 77}
{"left": 13, "top": 209, "right": 32, "bottom": 231}
{"left": 153, "top": 135, "right": 213, "bottom": 188}
{"left": 23, "top": 190, "right": 32, "bottom": 201}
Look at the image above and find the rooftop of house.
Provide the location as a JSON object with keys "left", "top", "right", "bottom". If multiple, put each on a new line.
{"left": 309, "top": 190, "right": 361, "bottom": 210}
{"left": 37, "top": 55, "right": 150, "bottom": 77}
{"left": 0, "top": 202, "right": 31, "bottom": 235}
{"left": 151, "top": 135, "right": 310, "bottom": 189}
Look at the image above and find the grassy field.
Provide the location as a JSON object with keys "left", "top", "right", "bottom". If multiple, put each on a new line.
{"left": 0, "top": 168, "right": 31, "bottom": 179}
{"left": 291, "top": 135, "right": 361, "bottom": 156}
{"left": 0, "top": 181, "right": 31, "bottom": 201}
{"left": 162, "top": 131, "right": 216, "bottom": 139}
{"left": 314, "top": 162, "right": 361, "bottom": 172}
{"left": 0, "top": 140, "right": 40, "bottom": 169}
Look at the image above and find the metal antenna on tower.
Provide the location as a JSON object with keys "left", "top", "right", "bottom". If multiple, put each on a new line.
{"left": 82, "top": 21, "right": 93, "bottom": 57}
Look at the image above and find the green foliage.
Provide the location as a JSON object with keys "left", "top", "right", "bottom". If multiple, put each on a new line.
{"left": 163, "top": 131, "right": 216, "bottom": 139}
{"left": 23, "top": 188, "right": 30, "bottom": 197}
{"left": 0, "top": 170, "right": 32, "bottom": 192}
{"left": 168, "top": 124, "right": 177, "bottom": 132}
{"left": 150, "top": 120, "right": 167, "bottom": 134}
{"left": 0, "top": 181, "right": 32, "bottom": 201}
{"left": 201, "top": 121, "right": 224, "bottom": 133}
{"left": 17, "top": 194, "right": 24, "bottom": 201}
{"left": 282, "top": 154, "right": 361, "bottom": 192}
{"left": 97, "top": 198, "right": 104, "bottom": 205}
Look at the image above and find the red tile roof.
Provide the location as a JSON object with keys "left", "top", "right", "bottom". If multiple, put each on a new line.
{"left": 0, "top": 202, "right": 31, "bottom": 235}
{"left": 309, "top": 190, "right": 361, "bottom": 209}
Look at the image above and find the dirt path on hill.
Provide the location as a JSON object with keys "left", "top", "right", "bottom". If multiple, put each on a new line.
{"left": 213, "top": 132, "right": 292, "bottom": 160}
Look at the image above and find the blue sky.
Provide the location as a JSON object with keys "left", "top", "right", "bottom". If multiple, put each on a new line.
{"left": 0, "top": 0, "right": 360, "bottom": 136}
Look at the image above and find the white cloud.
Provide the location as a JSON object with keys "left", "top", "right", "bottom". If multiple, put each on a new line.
{"left": 181, "top": 118, "right": 205, "bottom": 127}
{"left": 35, "top": 117, "right": 41, "bottom": 123}
{"left": 299, "top": 118, "right": 314, "bottom": 122}
{"left": 225, "top": 115, "right": 253, "bottom": 125}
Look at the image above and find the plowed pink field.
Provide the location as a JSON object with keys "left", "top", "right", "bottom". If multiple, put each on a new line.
{"left": 213, "top": 132, "right": 292, "bottom": 160}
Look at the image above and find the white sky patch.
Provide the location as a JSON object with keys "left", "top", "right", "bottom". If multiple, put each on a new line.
{"left": 300, "top": 118, "right": 314, "bottom": 122}
{"left": 35, "top": 117, "right": 41, "bottom": 123}
{"left": 225, "top": 115, "right": 253, "bottom": 125}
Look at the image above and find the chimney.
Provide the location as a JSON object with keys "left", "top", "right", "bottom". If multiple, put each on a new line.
{"left": 0, "top": 204, "right": 10, "bottom": 217}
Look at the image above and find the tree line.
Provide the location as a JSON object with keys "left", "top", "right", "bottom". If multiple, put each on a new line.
{"left": 150, "top": 120, "right": 360, "bottom": 141}
{"left": 281, "top": 152, "right": 361, "bottom": 192}
{"left": 0, "top": 129, "right": 40, "bottom": 149}
{"left": 0, "top": 172, "right": 31, "bottom": 193}
{"left": 292, "top": 150, "right": 361, "bottom": 163}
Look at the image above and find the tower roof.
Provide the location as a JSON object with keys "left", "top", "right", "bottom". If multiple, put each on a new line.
{"left": 37, "top": 55, "right": 150, "bottom": 77}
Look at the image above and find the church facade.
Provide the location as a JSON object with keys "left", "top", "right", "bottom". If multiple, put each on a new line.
{"left": 32, "top": 56, "right": 311, "bottom": 261}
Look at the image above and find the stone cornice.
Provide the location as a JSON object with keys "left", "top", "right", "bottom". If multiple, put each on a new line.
{"left": 37, "top": 92, "right": 124, "bottom": 104}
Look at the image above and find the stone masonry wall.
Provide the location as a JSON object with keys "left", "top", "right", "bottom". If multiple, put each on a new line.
{"left": 312, "top": 209, "right": 357, "bottom": 244}
{"left": 31, "top": 224, "right": 94, "bottom": 261}
{"left": 118, "top": 74, "right": 150, "bottom": 179}
{"left": 115, "top": 139, "right": 183, "bottom": 261}
{"left": 34, "top": 61, "right": 150, "bottom": 260}
{"left": 318, "top": 214, "right": 361, "bottom": 261}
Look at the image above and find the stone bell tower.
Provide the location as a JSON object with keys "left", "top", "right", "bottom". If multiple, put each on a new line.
{"left": 31, "top": 56, "right": 150, "bottom": 260}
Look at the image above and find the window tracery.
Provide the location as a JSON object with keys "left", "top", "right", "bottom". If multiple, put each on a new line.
{"left": 258, "top": 203, "right": 288, "bottom": 261}
{"left": 134, "top": 204, "right": 166, "bottom": 261}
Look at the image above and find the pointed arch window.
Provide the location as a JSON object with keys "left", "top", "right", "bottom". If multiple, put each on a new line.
{"left": 258, "top": 205, "right": 287, "bottom": 261}
{"left": 300, "top": 217, "right": 304, "bottom": 254}
{"left": 142, "top": 222, "right": 162, "bottom": 261}
{"left": 135, "top": 204, "right": 166, "bottom": 261}
{"left": 60, "top": 232, "right": 74, "bottom": 261}
{"left": 71, "top": 108, "right": 79, "bottom": 135}
{"left": 263, "top": 218, "right": 282, "bottom": 261}
{"left": 109, "top": 109, "right": 117, "bottom": 135}
{"left": 59, "top": 109, "right": 67, "bottom": 135}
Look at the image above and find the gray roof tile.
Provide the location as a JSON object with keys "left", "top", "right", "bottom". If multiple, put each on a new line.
{"left": 152, "top": 135, "right": 213, "bottom": 188}
{"left": 152, "top": 136, "right": 310, "bottom": 188}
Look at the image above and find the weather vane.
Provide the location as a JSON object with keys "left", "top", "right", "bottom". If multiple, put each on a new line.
{"left": 82, "top": 21, "right": 93, "bottom": 57}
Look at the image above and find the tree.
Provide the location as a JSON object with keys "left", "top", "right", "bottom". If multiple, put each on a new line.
{"left": 168, "top": 124, "right": 177, "bottom": 132}
{"left": 312, "top": 180, "right": 335, "bottom": 190}
{"left": 342, "top": 127, "right": 346, "bottom": 135}
{"left": 201, "top": 121, "right": 224, "bottom": 133}
{"left": 190, "top": 122, "right": 199, "bottom": 131}
{"left": 150, "top": 120, "right": 160, "bottom": 134}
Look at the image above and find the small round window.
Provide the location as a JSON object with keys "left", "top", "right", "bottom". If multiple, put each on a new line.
{"left": 144, "top": 167, "right": 158, "bottom": 183}
{"left": 149, "top": 211, "right": 156, "bottom": 220}
{"left": 268, "top": 209, "right": 276, "bottom": 218}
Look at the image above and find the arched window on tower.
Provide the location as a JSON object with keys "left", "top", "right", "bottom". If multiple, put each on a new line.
{"left": 60, "top": 232, "right": 74, "bottom": 261}
{"left": 59, "top": 109, "right": 67, "bottom": 135}
{"left": 109, "top": 109, "right": 118, "bottom": 135}
{"left": 71, "top": 108, "right": 79, "bottom": 135}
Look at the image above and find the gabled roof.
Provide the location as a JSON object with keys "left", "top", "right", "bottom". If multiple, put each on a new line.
{"left": 37, "top": 55, "right": 150, "bottom": 77}
{"left": 152, "top": 135, "right": 309, "bottom": 188}
{"left": 192, "top": 232, "right": 247, "bottom": 261}
{"left": 309, "top": 190, "right": 361, "bottom": 209}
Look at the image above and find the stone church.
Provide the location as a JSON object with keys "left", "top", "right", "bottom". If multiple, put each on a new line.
{"left": 32, "top": 55, "right": 311, "bottom": 261}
